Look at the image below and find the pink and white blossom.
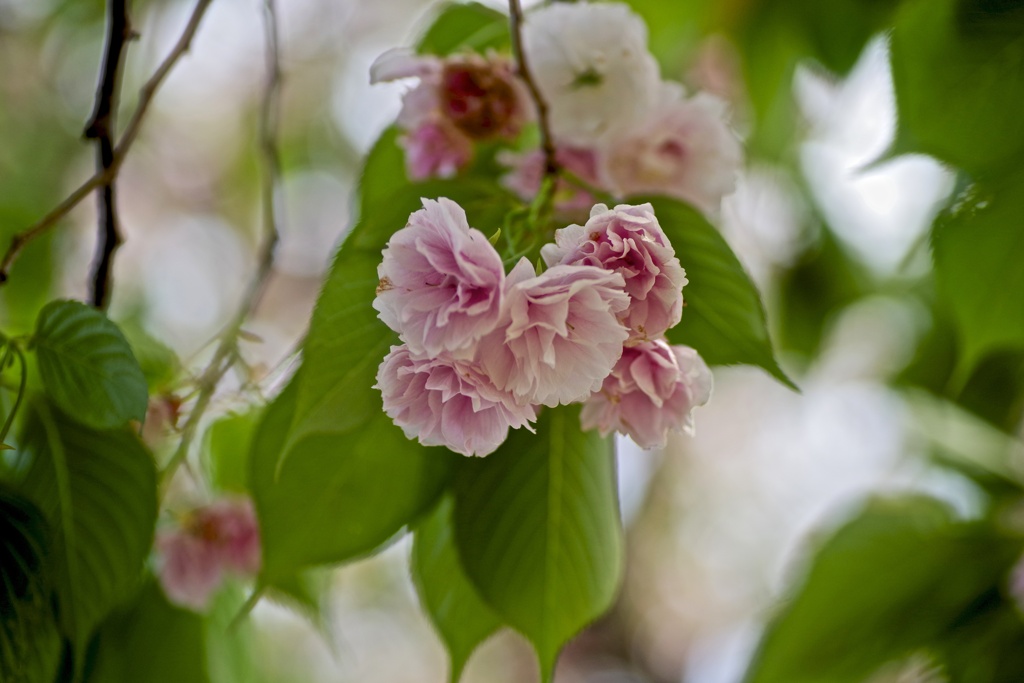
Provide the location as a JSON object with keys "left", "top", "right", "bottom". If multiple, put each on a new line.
{"left": 542, "top": 203, "right": 687, "bottom": 341}
{"left": 155, "top": 497, "right": 261, "bottom": 611}
{"left": 156, "top": 530, "right": 224, "bottom": 611}
{"left": 523, "top": 2, "right": 661, "bottom": 145}
{"left": 477, "top": 259, "right": 630, "bottom": 407}
{"left": 402, "top": 121, "right": 474, "bottom": 180}
{"left": 580, "top": 341, "right": 712, "bottom": 449}
{"left": 371, "top": 49, "right": 529, "bottom": 179}
{"left": 499, "top": 145, "right": 603, "bottom": 214}
{"left": 375, "top": 344, "right": 535, "bottom": 457}
{"left": 374, "top": 198, "right": 505, "bottom": 358}
{"left": 603, "top": 90, "right": 742, "bottom": 214}
{"left": 194, "top": 498, "right": 262, "bottom": 576}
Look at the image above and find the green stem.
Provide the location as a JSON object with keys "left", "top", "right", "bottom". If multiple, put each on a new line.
{"left": 0, "top": 346, "right": 27, "bottom": 446}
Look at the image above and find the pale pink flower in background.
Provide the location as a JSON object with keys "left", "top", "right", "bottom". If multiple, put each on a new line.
{"left": 195, "top": 498, "right": 262, "bottom": 576}
{"left": 371, "top": 48, "right": 529, "bottom": 179}
{"left": 437, "top": 54, "right": 529, "bottom": 141}
{"left": 156, "top": 528, "right": 225, "bottom": 611}
{"left": 374, "top": 198, "right": 505, "bottom": 358}
{"left": 499, "top": 145, "right": 604, "bottom": 214}
{"left": 375, "top": 344, "right": 535, "bottom": 457}
{"left": 478, "top": 259, "right": 630, "bottom": 407}
{"left": 581, "top": 340, "right": 713, "bottom": 449}
{"left": 402, "top": 121, "right": 474, "bottom": 180}
{"left": 155, "top": 497, "right": 262, "bottom": 611}
{"left": 523, "top": 1, "right": 661, "bottom": 145}
{"left": 603, "top": 90, "right": 743, "bottom": 214}
{"left": 542, "top": 203, "right": 687, "bottom": 342}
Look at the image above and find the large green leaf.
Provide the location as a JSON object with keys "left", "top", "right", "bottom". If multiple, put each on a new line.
{"left": 250, "top": 375, "right": 453, "bottom": 581}
{"left": 890, "top": 0, "right": 1024, "bottom": 175}
{"left": 251, "top": 128, "right": 516, "bottom": 581}
{"left": 452, "top": 405, "right": 622, "bottom": 682}
{"left": 204, "top": 408, "right": 262, "bottom": 494}
{"left": 932, "top": 175, "right": 1024, "bottom": 372}
{"left": 648, "top": 197, "right": 794, "bottom": 388}
{"left": 0, "top": 484, "right": 61, "bottom": 683}
{"left": 413, "top": 496, "right": 503, "bottom": 683}
{"left": 32, "top": 300, "right": 148, "bottom": 430}
{"left": 18, "top": 401, "right": 157, "bottom": 670}
{"left": 86, "top": 579, "right": 210, "bottom": 683}
{"left": 744, "top": 495, "right": 1023, "bottom": 683}
{"left": 416, "top": 2, "right": 509, "bottom": 56}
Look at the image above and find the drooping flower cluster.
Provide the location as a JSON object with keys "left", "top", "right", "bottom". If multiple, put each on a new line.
{"left": 155, "top": 497, "right": 261, "bottom": 611}
{"left": 374, "top": 198, "right": 712, "bottom": 456}
{"left": 371, "top": 2, "right": 742, "bottom": 216}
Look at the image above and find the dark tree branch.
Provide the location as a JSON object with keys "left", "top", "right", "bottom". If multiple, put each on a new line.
{"left": 508, "top": 0, "right": 559, "bottom": 177}
{"left": 159, "top": 0, "right": 283, "bottom": 499}
{"left": 85, "top": 0, "right": 133, "bottom": 309}
{"left": 0, "top": 0, "right": 215, "bottom": 286}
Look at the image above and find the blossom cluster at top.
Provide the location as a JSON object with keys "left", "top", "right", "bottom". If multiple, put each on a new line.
{"left": 155, "top": 497, "right": 262, "bottom": 611}
{"left": 373, "top": 198, "right": 712, "bottom": 457}
{"left": 371, "top": 1, "right": 743, "bottom": 216}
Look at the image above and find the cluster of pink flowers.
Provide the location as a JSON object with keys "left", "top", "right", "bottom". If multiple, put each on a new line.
{"left": 155, "top": 497, "right": 261, "bottom": 611}
{"left": 371, "top": 2, "right": 742, "bottom": 216}
{"left": 373, "top": 198, "right": 712, "bottom": 456}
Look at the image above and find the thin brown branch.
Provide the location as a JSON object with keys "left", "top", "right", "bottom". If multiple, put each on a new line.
{"left": 0, "top": 0, "right": 215, "bottom": 286}
{"left": 85, "top": 0, "right": 133, "bottom": 309}
{"left": 508, "top": 0, "right": 558, "bottom": 177}
{"left": 159, "top": 0, "right": 283, "bottom": 499}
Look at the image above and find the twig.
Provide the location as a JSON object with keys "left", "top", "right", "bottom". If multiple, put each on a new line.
{"left": 0, "top": 0, "right": 215, "bottom": 286}
{"left": 158, "top": 0, "right": 283, "bottom": 499}
{"left": 508, "top": 0, "right": 559, "bottom": 178}
{"left": 85, "top": 0, "right": 133, "bottom": 309}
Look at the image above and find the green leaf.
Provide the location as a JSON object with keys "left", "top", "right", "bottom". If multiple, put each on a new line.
{"left": 417, "top": 2, "right": 510, "bottom": 56}
{"left": 18, "top": 400, "right": 157, "bottom": 671}
{"left": 119, "top": 321, "right": 181, "bottom": 392}
{"left": 0, "top": 484, "right": 61, "bottom": 683}
{"left": 32, "top": 300, "right": 148, "bottom": 430}
{"left": 648, "top": 197, "right": 794, "bottom": 388}
{"left": 452, "top": 405, "right": 622, "bottom": 681}
{"left": 744, "top": 494, "right": 1023, "bottom": 683}
{"left": 250, "top": 375, "right": 453, "bottom": 581}
{"left": 86, "top": 579, "right": 210, "bottom": 683}
{"left": 204, "top": 408, "right": 262, "bottom": 494}
{"left": 413, "top": 496, "right": 503, "bottom": 683}
{"left": 250, "top": 127, "right": 518, "bottom": 582}
{"left": 890, "top": 0, "right": 1024, "bottom": 175}
{"left": 932, "top": 175, "right": 1024, "bottom": 372}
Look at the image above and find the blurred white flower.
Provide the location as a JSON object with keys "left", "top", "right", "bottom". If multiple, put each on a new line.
{"left": 523, "top": 1, "right": 661, "bottom": 145}
{"left": 602, "top": 89, "right": 743, "bottom": 215}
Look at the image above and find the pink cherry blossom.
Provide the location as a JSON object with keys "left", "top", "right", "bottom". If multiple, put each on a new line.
{"left": 375, "top": 344, "right": 535, "bottom": 457}
{"left": 374, "top": 198, "right": 505, "bottom": 358}
{"left": 371, "top": 49, "right": 529, "bottom": 179}
{"left": 156, "top": 529, "right": 224, "bottom": 611}
{"left": 402, "top": 121, "right": 473, "bottom": 180}
{"left": 194, "top": 498, "right": 262, "bottom": 576}
{"left": 541, "top": 203, "right": 687, "bottom": 342}
{"left": 499, "top": 145, "right": 604, "bottom": 214}
{"left": 580, "top": 340, "right": 712, "bottom": 449}
{"left": 602, "top": 91, "right": 742, "bottom": 214}
{"left": 477, "top": 259, "right": 630, "bottom": 407}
